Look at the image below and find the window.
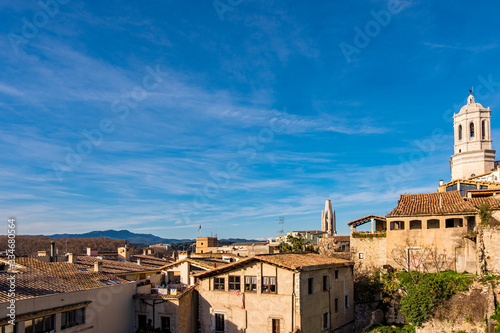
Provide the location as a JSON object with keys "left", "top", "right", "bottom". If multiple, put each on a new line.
{"left": 345, "top": 295, "right": 349, "bottom": 308}
{"left": 61, "top": 307, "right": 85, "bottom": 329}
{"left": 244, "top": 276, "right": 257, "bottom": 292}
{"left": 229, "top": 276, "right": 240, "bottom": 291}
{"left": 482, "top": 120, "right": 486, "bottom": 139}
{"left": 470, "top": 122, "right": 475, "bottom": 138}
{"left": 409, "top": 220, "right": 422, "bottom": 230}
{"left": 323, "top": 312, "right": 329, "bottom": 330}
{"left": 138, "top": 315, "right": 147, "bottom": 329}
{"left": 308, "top": 278, "right": 313, "bottom": 294}
{"left": 214, "top": 277, "right": 225, "bottom": 290}
{"left": 161, "top": 317, "right": 171, "bottom": 332}
{"left": 335, "top": 270, "right": 339, "bottom": 279}
{"left": 215, "top": 313, "right": 224, "bottom": 332}
{"left": 323, "top": 275, "right": 328, "bottom": 291}
{"left": 458, "top": 124, "right": 462, "bottom": 140}
{"left": 390, "top": 221, "right": 404, "bottom": 230}
{"left": 272, "top": 319, "right": 280, "bottom": 333}
{"left": 1, "top": 325, "right": 15, "bottom": 333}
{"left": 359, "top": 253, "right": 364, "bottom": 259}
{"left": 460, "top": 183, "right": 477, "bottom": 196}
{"left": 427, "top": 219, "right": 440, "bottom": 229}
{"left": 446, "top": 218, "right": 463, "bottom": 228}
{"left": 24, "top": 315, "right": 54, "bottom": 333}
{"left": 262, "top": 276, "right": 276, "bottom": 293}
{"left": 334, "top": 298, "right": 339, "bottom": 313}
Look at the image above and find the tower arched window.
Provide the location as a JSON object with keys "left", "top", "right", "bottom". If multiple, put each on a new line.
{"left": 458, "top": 125, "right": 462, "bottom": 141}
{"left": 482, "top": 120, "right": 486, "bottom": 140}
{"left": 470, "top": 123, "right": 475, "bottom": 138}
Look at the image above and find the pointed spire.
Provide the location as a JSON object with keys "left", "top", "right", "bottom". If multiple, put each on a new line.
{"left": 321, "top": 200, "right": 334, "bottom": 237}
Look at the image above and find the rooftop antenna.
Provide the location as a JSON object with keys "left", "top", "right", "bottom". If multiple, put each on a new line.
{"left": 277, "top": 216, "right": 285, "bottom": 235}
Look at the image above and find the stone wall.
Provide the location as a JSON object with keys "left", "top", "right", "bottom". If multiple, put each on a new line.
{"left": 482, "top": 227, "right": 500, "bottom": 274}
{"left": 350, "top": 236, "right": 387, "bottom": 274}
{"left": 318, "top": 237, "right": 350, "bottom": 258}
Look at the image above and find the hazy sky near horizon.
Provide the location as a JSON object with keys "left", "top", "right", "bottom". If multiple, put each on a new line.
{"left": 1, "top": 0, "right": 500, "bottom": 239}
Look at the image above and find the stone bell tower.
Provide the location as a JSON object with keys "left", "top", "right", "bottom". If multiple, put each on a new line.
{"left": 321, "top": 200, "right": 336, "bottom": 237}
{"left": 450, "top": 92, "right": 495, "bottom": 180}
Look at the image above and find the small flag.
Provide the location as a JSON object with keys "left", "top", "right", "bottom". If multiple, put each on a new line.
{"left": 198, "top": 224, "right": 201, "bottom": 231}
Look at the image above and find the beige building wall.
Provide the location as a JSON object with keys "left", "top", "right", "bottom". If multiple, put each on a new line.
{"left": 482, "top": 228, "right": 500, "bottom": 274}
{"left": 350, "top": 236, "right": 387, "bottom": 273}
{"left": 135, "top": 288, "right": 198, "bottom": 333}
{"left": 385, "top": 215, "right": 477, "bottom": 273}
{"left": 197, "top": 261, "right": 354, "bottom": 333}
{"left": 198, "top": 262, "right": 294, "bottom": 333}
{"left": 1, "top": 282, "right": 136, "bottom": 333}
{"left": 299, "top": 267, "right": 354, "bottom": 333}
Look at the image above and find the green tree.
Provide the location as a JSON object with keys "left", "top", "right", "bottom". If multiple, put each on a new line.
{"left": 478, "top": 202, "right": 493, "bottom": 227}
{"left": 278, "top": 235, "right": 315, "bottom": 253}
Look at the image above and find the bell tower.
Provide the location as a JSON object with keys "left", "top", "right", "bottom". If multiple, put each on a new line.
{"left": 450, "top": 92, "right": 495, "bottom": 180}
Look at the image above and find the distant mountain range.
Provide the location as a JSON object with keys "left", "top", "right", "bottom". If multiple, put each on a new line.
{"left": 47, "top": 229, "right": 261, "bottom": 245}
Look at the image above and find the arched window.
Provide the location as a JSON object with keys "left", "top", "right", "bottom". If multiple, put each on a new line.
{"left": 482, "top": 120, "right": 486, "bottom": 140}
{"left": 458, "top": 125, "right": 462, "bottom": 141}
{"left": 470, "top": 123, "right": 475, "bottom": 138}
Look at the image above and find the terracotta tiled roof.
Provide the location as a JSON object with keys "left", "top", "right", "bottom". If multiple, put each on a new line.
{"left": 132, "top": 255, "right": 172, "bottom": 267}
{"left": 134, "top": 285, "right": 195, "bottom": 300}
{"left": 230, "top": 242, "right": 268, "bottom": 246}
{"left": 256, "top": 253, "right": 352, "bottom": 271}
{"left": 347, "top": 214, "right": 386, "bottom": 227}
{"left": 76, "top": 256, "right": 161, "bottom": 274}
{"left": 386, "top": 192, "right": 476, "bottom": 217}
{"left": 160, "top": 257, "right": 229, "bottom": 270}
{"left": 295, "top": 230, "right": 325, "bottom": 235}
{"left": 333, "top": 235, "right": 350, "bottom": 242}
{"left": 0, "top": 258, "right": 129, "bottom": 302}
{"left": 193, "top": 253, "right": 353, "bottom": 278}
{"left": 466, "top": 196, "right": 500, "bottom": 208}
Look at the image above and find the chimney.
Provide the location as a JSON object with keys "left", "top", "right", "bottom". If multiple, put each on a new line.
{"left": 118, "top": 246, "right": 131, "bottom": 261}
{"left": 137, "top": 258, "right": 141, "bottom": 266}
{"left": 94, "top": 261, "right": 103, "bottom": 272}
{"left": 178, "top": 251, "right": 191, "bottom": 260}
{"left": 439, "top": 180, "right": 444, "bottom": 186}
{"left": 142, "top": 249, "right": 147, "bottom": 255}
{"left": 50, "top": 241, "right": 55, "bottom": 262}
{"left": 68, "top": 253, "right": 75, "bottom": 264}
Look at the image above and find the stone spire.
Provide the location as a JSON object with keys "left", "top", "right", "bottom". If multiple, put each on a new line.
{"left": 321, "top": 200, "right": 336, "bottom": 237}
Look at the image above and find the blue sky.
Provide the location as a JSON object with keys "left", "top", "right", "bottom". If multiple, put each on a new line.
{"left": 1, "top": 0, "right": 500, "bottom": 239}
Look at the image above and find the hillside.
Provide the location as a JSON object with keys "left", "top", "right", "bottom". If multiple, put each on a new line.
{"left": 48, "top": 229, "right": 191, "bottom": 245}
{"left": 46, "top": 230, "right": 262, "bottom": 246}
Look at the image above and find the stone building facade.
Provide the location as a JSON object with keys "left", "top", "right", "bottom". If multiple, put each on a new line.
{"left": 194, "top": 253, "right": 354, "bottom": 333}
{"left": 451, "top": 93, "right": 496, "bottom": 180}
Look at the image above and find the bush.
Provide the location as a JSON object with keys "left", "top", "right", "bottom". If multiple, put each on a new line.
{"left": 396, "top": 271, "right": 472, "bottom": 326}
{"left": 354, "top": 272, "right": 383, "bottom": 304}
{"left": 366, "top": 324, "right": 415, "bottom": 333}
{"left": 352, "top": 232, "right": 386, "bottom": 238}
